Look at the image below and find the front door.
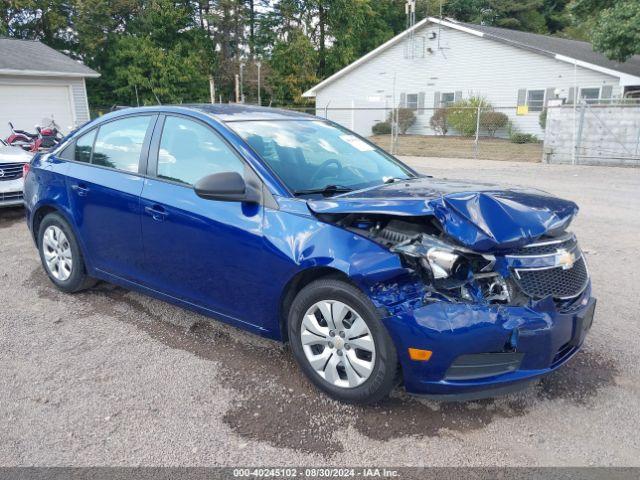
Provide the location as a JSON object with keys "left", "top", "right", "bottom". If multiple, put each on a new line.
{"left": 63, "top": 115, "right": 155, "bottom": 280}
{"left": 139, "top": 115, "right": 268, "bottom": 328}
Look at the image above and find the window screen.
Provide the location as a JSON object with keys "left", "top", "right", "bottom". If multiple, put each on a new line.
{"left": 156, "top": 116, "right": 244, "bottom": 186}
{"left": 527, "top": 90, "right": 545, "bottom": 112}
{"left": 92, "top": 116, "right": 152, "bottom": 172}
{"left": 441, "top": 92, "right": 455, "bottom": 106}
{"left": 406, "top": 94, "right": 418, "bottom": 110}
{"left": 580, "top": 88, "right": 600, "bottom": 103}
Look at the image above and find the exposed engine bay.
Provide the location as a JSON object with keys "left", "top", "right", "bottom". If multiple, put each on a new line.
{"left": 325, "top": 213, "right": 574, "bottom": 307}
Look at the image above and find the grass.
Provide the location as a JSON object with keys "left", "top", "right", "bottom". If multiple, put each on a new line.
{"left": 368, "top": 134, "right": 543, "bottom": 162}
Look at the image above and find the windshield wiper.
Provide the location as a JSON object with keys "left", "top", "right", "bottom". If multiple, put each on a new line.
{"left": 293, "top": 185, "right": 354, "bottom": 197}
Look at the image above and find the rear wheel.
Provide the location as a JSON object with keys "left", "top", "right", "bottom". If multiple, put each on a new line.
{"left": 37, "top": 212, "right": 95, "bottom": 293}
{"left": 288, "top": 278, "right": 398, "bottom": 404}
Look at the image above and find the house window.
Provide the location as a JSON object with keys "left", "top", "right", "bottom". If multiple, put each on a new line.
{"left": 526, "top": 90, "right": 545, "bottom": 112}
{"left": 406, "top": 93, "right": 418, "bottom": 110}
{"left": 580, "top": 87, "right": 600, "bottom": 103}
{"left": 441, "top": 92, "right": 455, "bottom": 106}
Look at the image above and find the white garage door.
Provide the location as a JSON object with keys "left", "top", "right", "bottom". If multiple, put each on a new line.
{"left": 0, "top": 84, "right": 75, "bottom": 139}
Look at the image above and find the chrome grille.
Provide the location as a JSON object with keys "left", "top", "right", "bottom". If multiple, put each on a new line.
{"left": 513, "top": 256, "right": 589, "bottom": 299}
{"left": 0, "top": 191, "right": 24, "bottom": 202}
{"left": 510, "top": 234, "right": 576, "bottom": 256}
{"left": 0, "top": 163, "right": 25, "bottom": 181}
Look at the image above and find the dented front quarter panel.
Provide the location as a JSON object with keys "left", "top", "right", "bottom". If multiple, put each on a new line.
{"left": 262, "top": 198, "right": 427, "bottom": 327}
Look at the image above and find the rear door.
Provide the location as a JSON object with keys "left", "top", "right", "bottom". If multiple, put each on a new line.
{"left": 64, "top": 114, "right": 156, "bottom": 280}
{"left": 139, "top": 114, "right": 268, "bottom": 326}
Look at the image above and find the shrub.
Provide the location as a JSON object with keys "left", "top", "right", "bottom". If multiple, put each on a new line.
{"left": 539, "top": 108, "right": 548, "bottom": 129}
{"left": 429, "top": 108, "right": 449, "bottom": 135}
{"left": 393, "top": 107, "right": 416, "bottom": 134}
{"left": 510, "top": 133, "right": 539, "bottom": 144}
{"left": 480, "top": 111, "right": 508, "bottom": 137}
{"left": 447, "top": 96, "right": 493, "bottom": 137}
{"left": 372, "top": 121, "right": 391, "bottom": 135}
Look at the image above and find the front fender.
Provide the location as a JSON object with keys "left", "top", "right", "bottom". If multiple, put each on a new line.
{"left": 264, "top": 204, "right": 425, "bottom": 314}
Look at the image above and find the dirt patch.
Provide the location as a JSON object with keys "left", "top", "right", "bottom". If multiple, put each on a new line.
{"left": 22, "top": 265, "right": 621, "bottom": 456}
{"left": 0, "top": 207, "right": 25, "bottom": 229}
{"left": 369, "top": 135, "right": 543, "bottom": 162}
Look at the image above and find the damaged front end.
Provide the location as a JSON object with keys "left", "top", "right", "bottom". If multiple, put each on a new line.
{"left": 308, "top": 189, "right": 595, "bottom": 398}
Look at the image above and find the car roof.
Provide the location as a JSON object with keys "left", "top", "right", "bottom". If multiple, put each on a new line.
{"left": 101, "top": 104, "right": 315, "bottom": 123}
{"left": 186, "top": 104, "right": 315, "bottom": 122}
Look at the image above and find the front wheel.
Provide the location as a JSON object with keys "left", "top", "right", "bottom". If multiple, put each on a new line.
{"left": 288, "top": 279, "right": 398, "bottom": 404}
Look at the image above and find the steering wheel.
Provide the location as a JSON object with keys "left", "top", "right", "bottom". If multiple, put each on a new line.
{"left": 309, "top": 159, "right": 342, "bottom": 186}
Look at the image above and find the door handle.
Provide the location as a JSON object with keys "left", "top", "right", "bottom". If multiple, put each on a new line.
{"left": 71, "top": 184, "right": 89, "bottom": 196}
{"left": 144, "top": 205, "right": 168, "bottom": 221}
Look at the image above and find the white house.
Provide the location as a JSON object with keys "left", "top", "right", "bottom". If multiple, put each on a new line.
{"left": 0, "top": 38, "right": 99, "bottom": 138}
{"left": 303, "top": 17, "right": 640, "bottom": 138}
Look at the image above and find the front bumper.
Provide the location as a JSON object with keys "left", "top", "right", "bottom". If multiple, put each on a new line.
{"left": 383, "top": 285, "right": 595, "bottom": 397}
{"left": 0, "top": 177, "right": 24, "bottom": 207}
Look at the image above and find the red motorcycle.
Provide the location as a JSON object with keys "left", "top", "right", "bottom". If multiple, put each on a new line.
{"left": 5, "top": 119, "right": 63, "bottom": 152}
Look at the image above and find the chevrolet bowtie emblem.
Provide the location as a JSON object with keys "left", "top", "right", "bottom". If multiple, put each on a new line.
{"left": 556, "top": 249, "right": 577, "bottom": 270}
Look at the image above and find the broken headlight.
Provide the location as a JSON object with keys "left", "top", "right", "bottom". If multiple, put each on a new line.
{"left": 423, "top": 248, "right": 466, "bottom": 279}
{"left": 392, "top": 234, "right": 510, "bottom": 303}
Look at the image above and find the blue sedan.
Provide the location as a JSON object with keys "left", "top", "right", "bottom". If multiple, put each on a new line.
{"left": 23, "top": 105, "right": 595, "bottom": 403}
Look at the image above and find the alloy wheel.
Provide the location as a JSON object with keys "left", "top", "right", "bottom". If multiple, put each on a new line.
{"left": 42, "top": 225, "right": 73, "bottom": 281}
{"left": 300, "top": 300, "right": 376, "bottom": 388}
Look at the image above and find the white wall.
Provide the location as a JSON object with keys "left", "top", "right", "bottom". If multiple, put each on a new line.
{"left": 0, "top": 75, "right": 91, "bottom": 137}
{"left": 314, "top": 24, "right": 621, "bottom": 138}
{"left": 544, "top": 105, "right": 640, "bottom": 166}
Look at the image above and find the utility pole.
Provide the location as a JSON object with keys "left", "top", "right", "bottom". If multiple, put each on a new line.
{"left": 235, "top": 74, "right": 240, "bottom": 103}
{"left": 209, "top": 75, "right": 215, "bottom": 104}
{"left": 256, "top": 61, "right": 262, "bottom": 106}
{"left": 239, "top": 63, "right": 245, "bottom": 104}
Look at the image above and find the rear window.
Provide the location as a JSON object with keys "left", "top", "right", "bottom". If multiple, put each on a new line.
{"left": 58, "top": 129, "right": 96, "bottom": 163}
{"left": 92, "top": 116, "right": 152, "bottom": 172}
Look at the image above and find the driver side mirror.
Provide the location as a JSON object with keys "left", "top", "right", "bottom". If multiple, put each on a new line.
{"left": 194, "top": 171, "right": 261, "bottom": 204}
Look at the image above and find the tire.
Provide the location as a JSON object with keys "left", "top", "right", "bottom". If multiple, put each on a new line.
{"left": 288, "top": 278, "right": 398, "bottom": 404}
{"left": 37, "top": 212, "right": 96, "bottom": 293}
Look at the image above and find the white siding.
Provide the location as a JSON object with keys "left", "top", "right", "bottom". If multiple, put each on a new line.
{"left": 314, "top": 24, "right": 621, "bottom": 138}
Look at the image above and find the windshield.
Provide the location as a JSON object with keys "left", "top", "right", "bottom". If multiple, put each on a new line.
{"left": 230, "top": 120, "right": 414, "bottom": 195}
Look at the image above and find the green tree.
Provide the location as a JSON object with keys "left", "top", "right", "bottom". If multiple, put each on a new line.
{"left": 572, "top": 0, "right": 640, "bottom": 62}
{"left": 269, "top": 28, "right": 319, "bottom": 104}
{"left": 101, "top": 0, "right": 211, "bottom": 106}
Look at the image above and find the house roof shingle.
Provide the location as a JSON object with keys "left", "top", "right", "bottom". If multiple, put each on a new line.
{"left": 457, "top": 21, "right": 640, "bottom": 78}
{"left": 0, "top": 37, "right": 99, "bottom": 77}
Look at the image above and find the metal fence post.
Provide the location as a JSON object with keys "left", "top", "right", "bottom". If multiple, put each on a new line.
{"left": 574, "top": 102, "right": 586, "bottom": 165}
{"left": 474, "top": 105, "right": 481, "bottom": 159}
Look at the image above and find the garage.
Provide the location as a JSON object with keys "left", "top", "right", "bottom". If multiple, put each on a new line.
{"left": 0, "top": 37, "right": 99, "bottom": 139}
{"left": 0, "top": 84, "right": 75, "bottom": 135}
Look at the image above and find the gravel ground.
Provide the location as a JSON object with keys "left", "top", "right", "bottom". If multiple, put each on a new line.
{"left": 1, "top": 157, "right": 639, "bottom": 466}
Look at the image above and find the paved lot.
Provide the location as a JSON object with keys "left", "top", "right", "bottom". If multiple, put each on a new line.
{"left": 1, "top": 157, "right": 639, "bottom": 466}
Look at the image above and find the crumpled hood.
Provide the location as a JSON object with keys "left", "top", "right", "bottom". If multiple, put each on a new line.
{"left": 306, "top": 177, "right": 578, "bottom": 252}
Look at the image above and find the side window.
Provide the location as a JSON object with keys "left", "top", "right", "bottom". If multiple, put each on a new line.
{"left": 75, "top": 129, "right": 97, "bottom": 163}
{"left": 157, "top": 116, "right": 245, "bottom": 186}
{"left": 406, "top": 93, "right": 419, "bottom": 111}
{"left": 441, "top": 92, "right": 455, "bottom": 106}
{"left": 526, "top": 90, "right": 545, "bottom": 112}
{"left": 92, "top": 116, "right": 152, "bottom": 172}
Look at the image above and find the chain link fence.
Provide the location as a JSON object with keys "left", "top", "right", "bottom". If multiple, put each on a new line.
{"left": 291, "top": 105, "right": 543, "bottom": 162}
{"left": 89, "top": 101, "right": 640, "bottom": 166}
